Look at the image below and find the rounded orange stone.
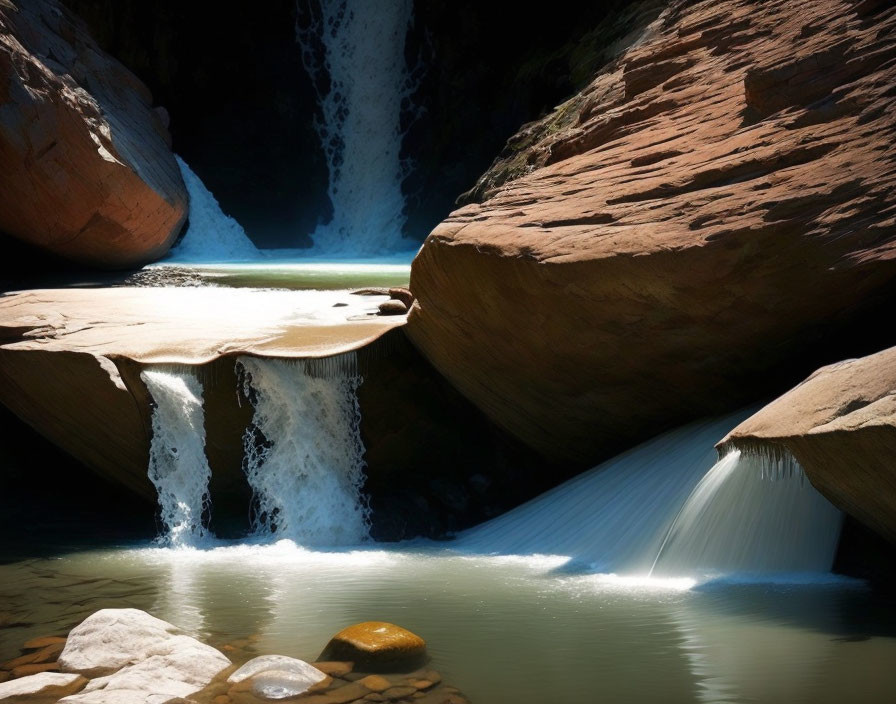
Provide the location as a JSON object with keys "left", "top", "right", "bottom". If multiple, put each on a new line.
{"left": 318, "top": 622, "right": 427, "bottom": 673}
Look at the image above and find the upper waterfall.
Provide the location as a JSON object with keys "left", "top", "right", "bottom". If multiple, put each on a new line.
{"left": 297, "top": 0, "right": 417, "bottom": 256}
{"left": 166, "top": 156, "right": 261, "bottom": 263}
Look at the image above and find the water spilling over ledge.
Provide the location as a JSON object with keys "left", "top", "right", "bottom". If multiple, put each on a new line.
{"left": 650, "top": 450, "right": 843, "bottom": 577}
{"left": 238, "top": 355, "right": 371, "bottom": 545}
{"left": 458, "top": 411, "right": 843, "bottom": 581}
{"left": 134, "top": 376, "right": 845, "bottom": 584}
{"left": 142, "top": 366, "right": 213, "bottom": 547}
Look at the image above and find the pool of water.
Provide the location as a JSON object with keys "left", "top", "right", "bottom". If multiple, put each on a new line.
{"left": 1, "top": 260, "right": 412, "bottom": 293}
{"left": 134, "top": 261, "right": 412, "bottom": 291}
{"left": 2, "top": 543, "right": 895, "bottom": 703}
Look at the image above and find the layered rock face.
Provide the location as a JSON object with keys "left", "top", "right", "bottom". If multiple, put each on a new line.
{"left": 721, "top": 346, "right": 896, "bottom": 544}
{"left": 408, "top": 0, "right": 896, "bottom": 464}
{"left": 0, "top": 0, "right": 187, "bottom": 268}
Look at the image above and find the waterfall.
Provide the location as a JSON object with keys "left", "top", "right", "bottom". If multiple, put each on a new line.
{"left": 237, "top": 355, "right": 371, "bottom": 546}
{"left": 459, "top": 410, "right": 843, "bottom": 579}
{"left": 141, "top": 367, "right": 213, "bottom": 547}
{"left": 297, "top": 0, "right": 416, "bottom": 256}
{"left": 459, "top": 413, "right": 749, "bottom": 573}
{"left": 166, "top": 156, "right": 261, "bottom": 263}
{"left": 650, "top": 450, "right": 843, "bottom": 576}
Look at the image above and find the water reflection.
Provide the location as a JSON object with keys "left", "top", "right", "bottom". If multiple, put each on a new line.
{"left": 1, "top": 545, "right": 895, "bottom": 704}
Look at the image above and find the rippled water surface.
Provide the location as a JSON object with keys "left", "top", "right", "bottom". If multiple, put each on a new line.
{"left": 2, "top": 544, "right": 895, "bottom": 703}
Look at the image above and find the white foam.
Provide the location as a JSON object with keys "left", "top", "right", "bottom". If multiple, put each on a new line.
{"left": 141, "top": 367, "right": 213, "bottom": 547}
{"left": 167, "top": 155, "right": 262, "bottom": 263}
{"left": 237, "top": 356, "right": 371, "bottom": 546}
{"left": 298, "top": 0, "right": 417, "bottom": 255}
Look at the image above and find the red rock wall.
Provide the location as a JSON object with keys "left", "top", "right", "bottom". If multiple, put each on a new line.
{"left": 0, "top": 0, "right": 187, "bottom": 268}
{"left": 408, "top": 0, "right": 896, "bottom": 464}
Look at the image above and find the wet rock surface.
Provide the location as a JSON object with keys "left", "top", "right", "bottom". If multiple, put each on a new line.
{"left": 318, "top": 623, "right": 427, "bottom": 674}
{"left": 0, "top": 613, "right": 470, "bottom": 704}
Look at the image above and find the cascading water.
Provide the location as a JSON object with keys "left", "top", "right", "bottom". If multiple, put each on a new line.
{"left": 297, "top": 0, "right": 417, "bottom": 255}
{"left": 166, "top": 156, "right": 261, "bottom": 263}
{"left": 459, "top": 410, "right": 843, "bottom": 579}
{"left": 458, "top": 412, "right": 751, "bottom": 574}
{"left": 650, "top": 450, "right": 843, "bottom": 577}
{"left": 141, "top": 367, "right": 213, "bottom": 547}
{"left": 237, "top": 355, "right": 370, "bottom": 545}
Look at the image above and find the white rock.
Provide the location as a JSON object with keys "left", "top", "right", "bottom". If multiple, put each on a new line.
{"left": 55, "top": 609, "right": 229, "bottom": 704}
{"left": 0, "top": 672, "right": 87, "bottom": 701}
{"left": 251, "top": 669, "right": 327, "bottom": 700}
{"left": 58, "top": 608, "right": 223, "bottom": 677}
{"left": 226, "top": 654, "right": 327, "bottom": 699}
{"left": 227, "top": 654, "right": 326, "bottom": 686}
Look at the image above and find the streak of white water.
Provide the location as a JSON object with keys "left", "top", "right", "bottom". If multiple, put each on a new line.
{"left": 237, "top": 356, "right": 370, "bottom": 545}
{"left": 167, "top": 156, "right": 261, "bottom": 263}
{"left": 458, "top": 412, "right": 753, "bottom": 574}
{"left": 459, "top": 409, "right": 843, "bottom": 579}
{"left": 298, "top": 0, "right": 416, "bottom": 255}
{"left": 141, "top": 367, "right": 213, "bottom": 547}
{"left": 650, "top": 451, "right": 843, "bottom": 576}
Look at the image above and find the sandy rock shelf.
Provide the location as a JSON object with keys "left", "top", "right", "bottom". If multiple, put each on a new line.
{"left": 0, "top": 286, "right": 407, "bottom": 501}
{"left": 0, "top": 287, "right": 406, "bottom": 364}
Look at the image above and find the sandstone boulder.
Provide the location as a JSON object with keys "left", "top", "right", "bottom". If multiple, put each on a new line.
{"left": 720, "top": 346, "right": 896, "bottom": 543}
{"left": 408, "top": 0, "right": 896, "bottom": 464}
{"left": 378, "top": 300, "right": 408, "bottom": 316}
{"left": 319, "top": 622, "right": 426, "bottom": 673}
{"left": 388, "top": 288, "right": 415, "bottom": 309}
{"left": 0, "top": 0, "right": 187, "bottom": 267}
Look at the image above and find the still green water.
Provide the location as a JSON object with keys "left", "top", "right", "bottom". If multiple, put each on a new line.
{"left": 1, "top": 544, "right": 895, "bottom": 704}
{"left": 130, "top": 262, "right": 412, "bottom": 291}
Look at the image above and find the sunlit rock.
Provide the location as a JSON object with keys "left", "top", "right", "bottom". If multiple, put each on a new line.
{"left": 57, "top": 609, "right": 229, "bottom": 704}
{"left": 319, "top": 622, "right": 427, "bottom": 672}
{"left": 0, "top": 0, "right": 187, "bottom": 267}
{"left": 227, "top": 655, "right": 327, "bottom": 696}
{"left": 0, "top": 672, "right": 87, "bottom": 701}
{"left": 408, "top": 0, "right": 896, "bottom": 466}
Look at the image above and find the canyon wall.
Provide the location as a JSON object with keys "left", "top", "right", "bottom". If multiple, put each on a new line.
{"left": 0, "top": 0, "right": 186, "bottom": 268}
{"left": 408, "top": 0, "right": 896, "bottom": 465}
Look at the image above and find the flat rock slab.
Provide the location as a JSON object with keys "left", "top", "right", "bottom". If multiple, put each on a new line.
{"left": 0, "top": 671, "right": 87, "bottom": 701}
{"left": 0, "top": 287, "right": 405, "bottom": 363}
